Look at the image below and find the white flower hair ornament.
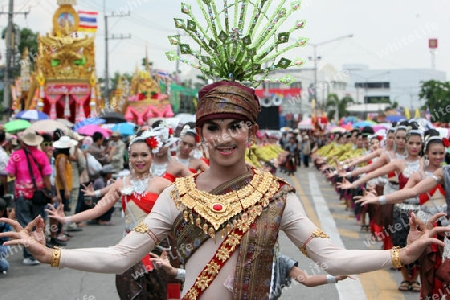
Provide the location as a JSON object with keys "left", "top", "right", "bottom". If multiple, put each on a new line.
{"left": 129, "top": 130, "right": 163, "bottom": 153}
{"left": 152, "top": 124, "right": 178, "bottom": 148}
{"left": 180, "top": 124, "right": 195, "bottom": 137}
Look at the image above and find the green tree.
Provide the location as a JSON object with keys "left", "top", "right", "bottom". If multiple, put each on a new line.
{"left": 110, "top": 72, "right": 133, "bottom": 91}
{"left": 325, "top": 94, "right": 354, "bottom": 121}
{"left": 17, "top": 28, "right": 38, "bottom": 57}
{"left": 419, "top": 80, "right": 450, "bottom": 123}
{"left": 2, "top": 26, "right": 38, "bottom": 76}
{"left": 142, "top": 57, "right": 153, "bottom": 67}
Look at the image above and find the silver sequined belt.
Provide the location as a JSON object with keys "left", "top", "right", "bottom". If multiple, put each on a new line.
{"left": 395, "top": 203, "right": 420, "bottom": 214}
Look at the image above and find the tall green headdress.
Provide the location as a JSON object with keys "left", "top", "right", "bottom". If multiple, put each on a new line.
{"left": 166, "top": 0, "right": 307, "bottom": 88}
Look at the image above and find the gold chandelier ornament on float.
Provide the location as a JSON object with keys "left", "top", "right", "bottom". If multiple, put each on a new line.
{"left": 166, "top": 0, "right": 308, "bottom": 87}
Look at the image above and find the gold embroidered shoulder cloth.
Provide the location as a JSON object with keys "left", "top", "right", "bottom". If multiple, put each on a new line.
{"left": 171, "top": 169, "right": 280, "bottom": 234}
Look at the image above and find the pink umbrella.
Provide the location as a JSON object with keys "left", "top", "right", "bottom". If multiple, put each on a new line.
{"left": 372, "top": 124, "right": 388, "bottom": 132}
{"left": 77, "top": 124, "right": 112, "bottom": 138}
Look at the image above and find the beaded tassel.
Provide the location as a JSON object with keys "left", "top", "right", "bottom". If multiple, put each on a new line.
{"left": 226, "top": 223, "right": 232, "bottom": 235}
{"left": 208, "top": 227, "right": 216, "bottom": 243}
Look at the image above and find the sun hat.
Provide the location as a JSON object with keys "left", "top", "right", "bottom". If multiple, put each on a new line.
{"left": 22, "top": 131, "right": 44, "bottom": 146}
{"left": 53, "top": 136, "right": 78, "bottom": 149}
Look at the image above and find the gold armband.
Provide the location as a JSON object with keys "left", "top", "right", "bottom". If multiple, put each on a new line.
{"left": 132, "top": 221, "right": 159, "bottom": 245}
{"left": 132, "top": 222, "right": 149, "bottom": 234}
{"left": 51, "top": 247, "right": 61, "bottom": 268}
{"left": 299, "top": 229, "right": 330, "bottom": 258}
{"left": 391, "top": 246, "right": 402, "bottom": 269}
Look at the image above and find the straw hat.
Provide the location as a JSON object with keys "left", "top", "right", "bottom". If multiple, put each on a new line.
{"left": 22, "top": 131, "right": 44, "bottom": 147}
{"left": 111, "top": 131, "right": 120, "bottom": 137}
{"left": 53, "top": 136, "right": 78, "bottom": 149}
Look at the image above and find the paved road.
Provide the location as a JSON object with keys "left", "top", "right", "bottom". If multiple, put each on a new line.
{"left": 0, "top": 168, "right": 420, "bottom": 300}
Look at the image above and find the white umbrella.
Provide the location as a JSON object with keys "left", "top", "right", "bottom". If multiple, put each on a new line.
{"left": 298, "top": 118, "right": 313, "bottom": 129}
{"left": 25, "top": 119, "right": 70, "bottom": 134}
{"left": 57, "top": 119, "right": 74, "bottom": 128}
{"left": 175, "top": 113, "right": 196, "bottom": 124}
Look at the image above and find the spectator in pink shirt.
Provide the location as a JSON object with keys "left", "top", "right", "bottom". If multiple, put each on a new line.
{"left": 5, "top": 131, "right": 52, "bottom": 265}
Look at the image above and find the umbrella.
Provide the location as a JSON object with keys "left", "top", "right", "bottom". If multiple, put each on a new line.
{"left": 77, "top": 124, "right": 112, "bottom": 138}
{"left": 329, "top": 127, "right": 346, "bottom": 133}
{"left": 57, "top": 119, "right": 74, "bottom": 128}
{"left": 15, "top": 110, "right": 49, "bottom": 121}
{"left": 298, "top": 118, "right": 313, "bottom": 129}
{"left": 4, "top": 119, "right": 30, "bottom": 133}
{"left": 411, "top": 118, "right": 434, "bottom": 130}
{"left": 174, "top": 113, "right": 196, "bottom": 124}
{"left": 110, "top": 123, "right": 136, "bottom": 136}
{"left": 372, "top": 124, "right": 388, "bottom": 132}
{"left": 385, "top": 115, "right": 405, "bottom": 123}
{"left": 25, "top": 119, "right": 71, "bottom": 134}
{"left": 73, "top": 118, "right": 106, "bottom": 131}
{"left": 353, "top": 121, "right": 375, "bottom": 128}
{"left": 342, "top": 116, "right": 359, "bottom": 124}
{"left": 280, "top": 127, "right": 292, "bottom": 132}
{"left": 99, "top": 111, "right": 126, "bottom": 123}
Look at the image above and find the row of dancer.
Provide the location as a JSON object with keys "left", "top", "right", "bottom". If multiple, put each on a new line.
{"left": 315, "top": 120, "right": 450, "bottom": 298}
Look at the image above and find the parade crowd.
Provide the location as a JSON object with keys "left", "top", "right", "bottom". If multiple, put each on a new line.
{"left": 1, "top": 114, "right": 449, "bottom": 300}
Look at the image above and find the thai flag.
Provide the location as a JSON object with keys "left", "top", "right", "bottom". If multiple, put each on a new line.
{"left": 425, "top": 108, "right": 431, "bottom": 120}
{"left": 78, "top": 11, "right": 98, "bottom": 32}
{"left": 156, "top": 70, "right": 172, "bottom": 80}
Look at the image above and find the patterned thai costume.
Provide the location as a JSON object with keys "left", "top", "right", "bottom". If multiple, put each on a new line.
{"left": 381, "top": 151, "right": 406, "bottom": 250}
{"left": 391, "top": 159, "right": 421, "bottom": 249}
{"left": 115, "top": 182, "right": 181, "bottom": 300}
{"left": 417, "top": 169, "right": 449, "bottom": 299}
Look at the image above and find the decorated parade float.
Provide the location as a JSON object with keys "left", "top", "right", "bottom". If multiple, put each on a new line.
{"left": 11, "top": 0, "right": 100, "bottom": 123}
{"left": 110, "top": 62, "right": 176, "bottom": 126}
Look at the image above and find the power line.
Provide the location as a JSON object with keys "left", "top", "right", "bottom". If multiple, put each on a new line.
{"left": 103, "top": 0, "right": 130, "bottom": 106}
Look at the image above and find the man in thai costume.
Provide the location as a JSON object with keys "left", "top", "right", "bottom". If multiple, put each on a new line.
{"left": 1, "top": 1, "right": 450, "bottom": 299}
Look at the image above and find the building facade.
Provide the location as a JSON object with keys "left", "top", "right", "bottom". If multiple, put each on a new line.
{"left": 345, "top": 64, "right": 446, "bottom": 109}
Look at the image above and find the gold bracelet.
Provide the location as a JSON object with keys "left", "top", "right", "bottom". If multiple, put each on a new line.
{"left": 50, "top": 247, "right": 61, "bottom": 268}
{"left": 391, "top": 246, "right": 402, "bottom": 269}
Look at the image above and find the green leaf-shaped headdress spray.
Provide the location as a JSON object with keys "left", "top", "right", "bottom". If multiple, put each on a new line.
{"left": 166, "top": 0, "right": 308, "bottom": 88}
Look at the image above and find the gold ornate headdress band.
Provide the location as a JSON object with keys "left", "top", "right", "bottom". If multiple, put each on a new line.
{"left": 196, "top": 82, "right": 260, "bottom": 127}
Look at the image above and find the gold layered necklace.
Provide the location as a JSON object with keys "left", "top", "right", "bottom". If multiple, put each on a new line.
{"left": 171, "top": 169, "right": 280, "bottom": 239}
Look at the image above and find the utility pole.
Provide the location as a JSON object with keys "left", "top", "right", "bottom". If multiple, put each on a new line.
{"left": 2, "top": 0, "right": 29, "bottom": 114}
{"left": 103, "top": 0, "right": 130, "bottom": 107}
{"left": 308, "top": 34, "right": 353, "bottom": 112}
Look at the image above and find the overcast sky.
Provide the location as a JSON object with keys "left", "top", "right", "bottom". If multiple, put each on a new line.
{"left": 2, "top": 0, "right": 449, "bottom": 80}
